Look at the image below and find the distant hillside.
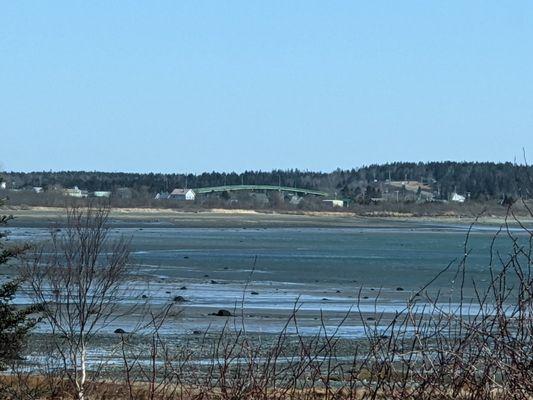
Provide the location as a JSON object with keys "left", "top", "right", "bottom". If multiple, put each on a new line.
{"left": 1, "top": 162, "right": 532, "bottom": 201}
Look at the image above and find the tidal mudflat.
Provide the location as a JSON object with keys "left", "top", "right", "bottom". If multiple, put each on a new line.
{"left": 8, "top": 217, "right": 524, "bottom": 344}
{"left": 3, "top": 208, "right": 529, "bottom": 373}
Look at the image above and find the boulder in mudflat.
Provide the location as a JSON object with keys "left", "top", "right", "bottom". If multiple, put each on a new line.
{"left": 213, "top": 309, "right": 232, "bottom": 317}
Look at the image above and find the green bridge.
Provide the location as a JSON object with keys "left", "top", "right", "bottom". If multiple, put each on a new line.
{"left": 193, "top": 185, "right": 328, "bottom": 197}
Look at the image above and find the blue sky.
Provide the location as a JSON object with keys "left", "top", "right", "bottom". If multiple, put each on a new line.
{"left": 1, "top": 1, "right": 532, "bottom": 173}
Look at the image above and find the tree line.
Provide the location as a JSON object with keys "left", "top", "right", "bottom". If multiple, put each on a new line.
{"left": 2, "top": 161, "right": 532, "bottom": 201}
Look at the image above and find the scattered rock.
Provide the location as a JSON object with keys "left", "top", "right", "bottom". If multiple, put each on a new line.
{"left": 192, "top": 330, "right": 202, "bottom": 335}
{"left": 183, "top": 256, "right": 189, "bottom": 259}
{"left": 396, "top": 287, "right": 405, "bottom": 291}
{"left": 322, "top": 298, "right": 329, "bottom": 301}
{"left": 114, "top": 328, "right": 126, "bottom": 334}
{"left": 180, "top": 286, "right": 187, "bottom": 290}
{"left": 141, "top": 295, "right": 148, "bottom": 299}
{"left": 165, "top": 291, "right": 170, "bottom": 294}
{"left": 204, "top": 274, "right": 209, "bottom": 278}
{"left": 367, "top": 317, "right": 375, "bottom": 321}
{"left": 363, "top": 296, "right": 369, "bottom": 299}
{"left": 336, "top": 290, "right": 341, "bottom": 293}
{"left": 213, "top": 309, "right": 232, "bottom": 317}
{"left": 210, "top": 280, "right": 219, "bottom": 284}
{"left": 173, "top": 296, "right": 187, "bottom": 303}
{"left": 250, "top": 291, "right": 259, "bottom": 295}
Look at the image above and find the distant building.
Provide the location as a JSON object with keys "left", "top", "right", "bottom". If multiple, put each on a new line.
{"left": 64, "top": 186, "right": 88, "bottom": 198}
{"left": 0, "top": 182, "right": 6, "bottom": 190}
{"left": 451, "top": 193, "right": 466, "bottom": 203}
{"left": 155, "top": 192, "right": 170, "bottom": 200}
{"left": 169, "top": 188, "right": 196, "bottom": 201}
{"left": 93, "top": 191, "right": 111, "bottom": 198}
{"left": 33, "top": 187, "right": 43, "bottom": 193}
{"left": 322, "top": 199, "right": 345, "bottom": 208}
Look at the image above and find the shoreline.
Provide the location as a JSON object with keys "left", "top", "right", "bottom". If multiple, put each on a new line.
{"left": 2, "top": 205, "right": 531, "bottom": 229}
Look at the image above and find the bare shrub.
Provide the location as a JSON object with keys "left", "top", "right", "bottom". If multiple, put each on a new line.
{"left": 22, "top": 205, "right": 133, "bottom": 400}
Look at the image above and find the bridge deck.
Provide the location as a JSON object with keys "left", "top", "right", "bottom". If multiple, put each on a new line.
{"left": 194, "top": 185, "right": 328, "bottom": 196}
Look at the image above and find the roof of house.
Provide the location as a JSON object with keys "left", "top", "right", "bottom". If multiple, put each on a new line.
{"left": 170, "top": 188, "right": 194, "bottom": 195}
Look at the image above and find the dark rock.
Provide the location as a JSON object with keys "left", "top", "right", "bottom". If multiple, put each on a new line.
{"left": 250, "top": 291, "right": 259, "bottom": 295}
{"left": 213, "top": 309, "right": 232, "bottom": 317}
{"left": 336, "top": 290, "right": 341, "bottom": 293}
{"left": 165, "top": 291, "right": 171, "bottom": 294}
{"left": 322, "top": 298, "right": 329, "bottom": 301}
{"left": 363, "top": 296, "right": 369, "bottom": 299}
{"left": 180, "top": 286, "right": 187, "bottom": 290}
{"left": 114, "top": 328, "right": 126, "bottom": 334}
{"left": 141, "top": 295, "right": 148, "bottom": 299}
{"left": 396, "top": 287, "right": 405, "bottom": 291}
{"left": 183, "top": 256, "right": 189, "bottom": 259}
{"left": 210, "top": 280, "right": 218, "bottom": 284}
{"left": 367, "top": 317, "right": 375, "bottom": 321}
{"left": 173, "top": 296, "right": 187, "bottom": 303}
{"left": 193, "top": 330, "right": 202, "bottom": 335}
{"left": 204, "top": 274, "right": 209, "bottom": 277}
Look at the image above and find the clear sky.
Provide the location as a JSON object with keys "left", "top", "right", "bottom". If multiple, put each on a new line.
{"left": 1, "top": 1, "right": 532, "bottom": 173}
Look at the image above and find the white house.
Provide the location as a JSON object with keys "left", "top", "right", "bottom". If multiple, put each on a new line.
{"left": 169, "top": 188, "right": 196, "bottom": 201}
{"left": 322, "top": 199, "right": 345, "bottom": 207}
{"left": 63, "top": 186, "right": 88, "bottom": 198}
{"left": 451, "top": 193, "right": 466, "bottom": 203}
